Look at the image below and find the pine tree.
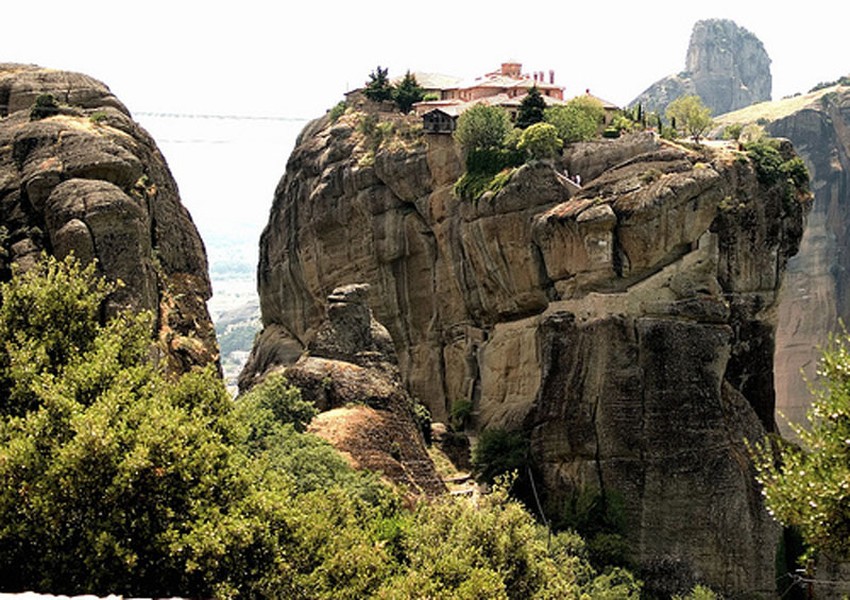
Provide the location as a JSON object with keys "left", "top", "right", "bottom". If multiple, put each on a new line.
{"left": 516, "top": 85, "right": 546, "bottom": 129}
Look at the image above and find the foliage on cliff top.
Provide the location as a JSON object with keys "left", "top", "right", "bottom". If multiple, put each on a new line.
{"left": 0, "top": 254, "right": 641, "bottom": 599}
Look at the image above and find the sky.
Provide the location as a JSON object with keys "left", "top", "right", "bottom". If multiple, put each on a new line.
{"left": 3, "top": 1, "right": 847, "bottom": 312}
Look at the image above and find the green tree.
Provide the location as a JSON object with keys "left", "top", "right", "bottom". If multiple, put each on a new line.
{"left": 453, "top": 104, "right": 513, "bottom": 151}
{"left": 517, "top": 122, "right": 562, "bottom": 160}
{"left": 666, "top": 95, "right": 713, "bottom": 144}
{"left": 752, "top": 328, "right": 850, "bottom": 560}
{"left": 364, "top": 65, "right": 393, "bottom": 103}
{"left": 516, "top": 85, "right": 546, "bottom": 129}
{"left": 545, "top": 96, "right": 605, "bottom": 143}
{"left": 0, "top": 255, "right": 643, "bottom": 598}
{"left": 392, "top": 70, "right": 424, "bottom": 113}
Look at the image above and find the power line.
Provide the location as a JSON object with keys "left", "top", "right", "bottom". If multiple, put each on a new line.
{"left": 136, "top": 111, "right": 310, "bottom": 122}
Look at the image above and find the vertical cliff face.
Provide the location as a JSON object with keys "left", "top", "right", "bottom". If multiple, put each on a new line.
{"left": 245, "top": 103, "right": 809, "bottom": 593}
{"left": 632, "top": 19, "right": 772, "bottom": 116}
{"left": 766, "top": 86, "right": 850, "bottom": 434}
{"left": 0, "top": 64, "right": 217, "bottom": 373}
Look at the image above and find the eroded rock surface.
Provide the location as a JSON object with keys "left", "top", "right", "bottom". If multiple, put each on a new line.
{"left": 632, "top": 19, "right": 772, "bottom": 116}
{"left": 283, "top": 284, "right": 445, "bottom": 497}
{"left": 0, "top": 64, "right": 216, "bottom": 373}
{"left": 244, "top": 104, "right": 808, "bottom": 593}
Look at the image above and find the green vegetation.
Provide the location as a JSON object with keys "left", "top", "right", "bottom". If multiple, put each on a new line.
{"left": 30, "top": 93, "right": 60, "bottom": 120}
{"left": 453, "top": 104, "right": 513, "bottom": 152}
{"left": 744, "top": 139, "right": 810, "bottom": 194}
{"left": 666, "top": 95, "right": 713, "bottom": 144}
{"left": 516, "top": 85, "right": 546, "bottom": 129}
{"left": 544, "top": 96, "right": 605, "bottom": 143}
{"left": 328, "top": 100, "right": 347, "bottom": 122}
{"left": 450, "top": 398, "right": 474, "bottom": 430}
{"left": 472, "top": 428, "right": 529, "bottom": 485}
{"left": 518, "top": 122, "right": 562, "bottom": 160}
{"left": 752, "top": 328, "right": 850, "bottom": 561}
{"left": 0, "top": 254, "right": 638, "bottom": 598}
{"left": 392, "top": 70, "right": 425, "bottom": 113}
{"left": 363, "top": 67, "right": 424, "bottom": 113}
{"left": 809, "top": 74, "right": 850, "bottom": 93}
{"left": 364, "top": 65, "right": 393, "bottom": 103}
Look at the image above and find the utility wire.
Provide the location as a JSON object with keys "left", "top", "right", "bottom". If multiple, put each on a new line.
{"left": 136, "top": 111, "right": 310, "bottom": 122}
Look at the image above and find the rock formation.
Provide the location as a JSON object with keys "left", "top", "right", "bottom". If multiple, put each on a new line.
{"left": 0, "top": 64, "right": 217, "bottom": 373}
{"left": 281, "top": 283, "right": 445, "bottom": 497}
{"left": 632, "top": 19, "right": 772, "bottom": 116}
{"left": 244, "top": 101, "right": 809, "bottom": 594}
{"left": 716, "top": 83, "right": 850, "bottom": 437}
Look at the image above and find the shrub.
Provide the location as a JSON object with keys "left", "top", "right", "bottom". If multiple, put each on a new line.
{"left": 544, "top": 96, "right": 605, "bottom": 143}
{"left": 30, "top": 93, "right": 59, "bottom": 120}
{"left": 328, "top": 101, "right": 347, "bottom": 122}
{"left": 453, "top": 104, "right": 513, "bottom": 151}
{"left": 472, "top": 428, "right": 529, "bottom": 484}
{"left": 450, "top": 399, "right": 473, "bottom": 430}
{"left": 517, "top": 122, "right": 562, "bottom": 160}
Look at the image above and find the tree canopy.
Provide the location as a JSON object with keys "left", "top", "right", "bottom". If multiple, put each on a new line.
{"left": 518, "top": 122, "right": 562, "bottom": 160}
{"left": 364, "top": 65, "right": 393, "bottom": 103}
{"left": 0, "top": 254, "right": 642, "bottom": 598}
{"left": 453, "top": 104, "right": 513, "bottom": 151}
{"left": 544, "top": 96, "right": 605, "bottom": 144}
{"left": 393, "top": 70, "right": 425, "bottom": 113}
{"left": 516, "top": 85, "right": 546, "bottom": 129}
{"left": 666, "top": 95, "right": 713, "bottom": 144}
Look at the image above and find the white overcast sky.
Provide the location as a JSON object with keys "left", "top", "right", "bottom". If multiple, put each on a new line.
{"left": 3, "top": 0, "right": 847, "bottom": 285}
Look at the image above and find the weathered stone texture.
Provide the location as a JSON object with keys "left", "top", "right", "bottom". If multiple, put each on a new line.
{"left": 632, "top": 19, "right": 772, "bottom": 116}
{"left": 0, "top": 64, "right": 216, "bottom": 373}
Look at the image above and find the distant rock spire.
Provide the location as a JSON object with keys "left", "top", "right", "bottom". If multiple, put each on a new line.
{"left": 631, "top": 19, "right": 772, "bottom": 116}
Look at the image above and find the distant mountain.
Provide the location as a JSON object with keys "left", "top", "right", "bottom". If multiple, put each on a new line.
{"left": 631, "top": 19, "right": 772, "bottom": 116}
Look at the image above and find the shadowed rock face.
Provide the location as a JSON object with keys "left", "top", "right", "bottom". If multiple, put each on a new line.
{"left": 0, "top": 64, "right": 217, "bottom": 373}
{"left": 632, "top": 19, "right": 772, "bottom": 116}
{"left": 768, "top": 87, "right": 850, "bottom": 435}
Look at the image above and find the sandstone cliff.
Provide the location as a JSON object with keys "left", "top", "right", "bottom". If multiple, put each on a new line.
{"left": 632, "top": 19, "right": 772, "bottom": 116}
{"left": 717, "top": 83, "right": 850, "bottom": 438}
{"left": 0, "top": 64, "right": 217, "bottom": 373}
{"left": 244, "top": 102, "right": 809, "bottom": 593}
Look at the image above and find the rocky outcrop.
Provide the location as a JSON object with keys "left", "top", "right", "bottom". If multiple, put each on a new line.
{"left": 281, "top": 284, "right": 444, "bottom": 497}
{"left": 632, "top": 19, "right": 772, "bottom": 116}
{"left": 244, "top": 101, "right": 809, "bottom": 594}
{"left": 0, "top": 64, "right": 217, "bottom": 373}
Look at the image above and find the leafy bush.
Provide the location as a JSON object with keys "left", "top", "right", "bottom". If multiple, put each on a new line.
{"left": 518, "top": 122, "right": 562, "bottom": 160}
{"left": 453, "top": 104, "right": 513, "bottom": 151}
{"left": 751, "top": 328, "right": 850, "bottom": 561}
{"left": 450, "top": 399, "right": 474, "bottom": 430}
{"left": 30, "top": 93, "right": 59, "bottom": 120}
{"left": 453, "top": 147, "right": 523, "bottom": 201}
{"left": 472, "top": 428, "right": 529, "bottom": 484}
{"left": 0, "top": 255, "right": 642, "bottom": 598}
{"left": 328, "top": 101, "right": 347, "bottom": 122}
{"left": 544, "top": 96, "right": 605, "bottom": 143}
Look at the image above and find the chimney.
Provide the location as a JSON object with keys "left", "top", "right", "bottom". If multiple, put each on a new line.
{"left": 549, "top": 69, "right": 555, "bottom": 84}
